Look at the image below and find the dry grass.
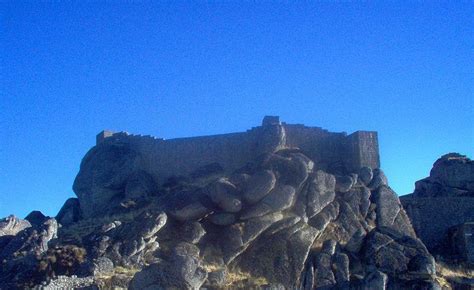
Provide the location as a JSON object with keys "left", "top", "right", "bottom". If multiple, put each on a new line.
{"left": 92, "top": 266, "right": 140, "bottom": 280}
{"left": 226, "top": 268, "right": 268, "bottom": 288}
{"left": 93, "top": 266, "right": 140, "bottom": 289}
{"left": 435, "top": 261, "right": 474, "bottom": 289}
{"left": 437, "top": 261, "right": 474, "bottom": 279}
{"left": 113, "top": 266, "right": 140, "bottom": 276}
{"left": 202, "top": 263, "right": 222, "bottom": 273}
{"left": 434, "top": 276, "right": 451, "bottom": 289}
{"left": 201, "top": 262, "right": 269, "bottom": 288}
{"left": 58, "top": 208, "right": 149, "bottom": 243}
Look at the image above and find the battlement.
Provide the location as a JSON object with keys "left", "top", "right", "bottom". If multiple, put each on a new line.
{"left": 96, "top": 130, "right": 114, "bottom": 144}
{"left": 262, "top": 115, "right": 281, "bottom": 126}
{"left": 95, "top": 116, "right": 380, "bottom": 182}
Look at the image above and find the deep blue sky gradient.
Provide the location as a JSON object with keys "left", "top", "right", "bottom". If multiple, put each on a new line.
{"left": 1, "top": 2, "right": 473, "bottom": 218}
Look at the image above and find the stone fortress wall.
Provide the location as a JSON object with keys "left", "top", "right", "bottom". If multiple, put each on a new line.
{"left": 96, "top": 116, "right": 380, "bottom": 183}
{"left": 399, "top": 153, "right": 474, "bottom": 262}
{"left": 401, "top": 196, "right": 474, "bottom": 253}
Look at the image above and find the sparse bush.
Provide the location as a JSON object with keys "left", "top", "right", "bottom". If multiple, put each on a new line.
{"left": 37, "top": 245, "right": 87, "bottom": 278}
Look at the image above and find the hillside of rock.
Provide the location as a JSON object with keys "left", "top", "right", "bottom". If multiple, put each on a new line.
{"left": 401, "top": 153, "right": 474, "bottom": 267}
{"left": 1, "top": 143, "right": 446, "bottom": 289}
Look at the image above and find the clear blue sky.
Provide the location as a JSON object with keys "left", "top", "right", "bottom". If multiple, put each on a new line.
{"left": 1, "top": 2, "right": 472, "bottom": 218}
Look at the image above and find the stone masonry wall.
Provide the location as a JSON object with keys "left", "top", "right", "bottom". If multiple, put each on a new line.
{"left": 400, "top": 195, "right": 474, "bottom": 252}
{"left": 283, "top": 123, "right": 349, "bottom": 173}
{"left": 345, "top": 131, "right": 380, "bottom": 173}
{"left": 96, "top": 117, "right": 380, "bottom": 183}
{"left": 133, "top": 131, "right": 257, "bottom": 182}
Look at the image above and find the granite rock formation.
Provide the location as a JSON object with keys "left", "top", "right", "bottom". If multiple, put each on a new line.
{"left": 75, "top": 117, "right": 380, "bottom": 219}
{"left": 0, "top": 216, "right": 59, "bottom": 287}
{"left": 401, "top": 153, "right": 474, "bottom": 264}
{"left": 413, "top": 153, "right": 473, "bottom": 198}
{"left": 0, "top": 118, "right": 452, "bottom": 289}
{"left": 0, "top": 215, "right": 31, "bottom": 237}
{"left": 56, "top": 198, "right": 82, "bottom": 226}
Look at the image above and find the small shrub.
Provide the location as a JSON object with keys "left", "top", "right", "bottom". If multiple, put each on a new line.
{"left": 37, "top": 245, "right": 87, "bottom": 277}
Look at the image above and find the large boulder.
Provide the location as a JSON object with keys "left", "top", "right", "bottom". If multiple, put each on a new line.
{"left": 362, "top": 270, "right": 387, "bottom": 289}
{"left": 208, "top": 212, "right": 236, "bottom": 226}
{"left": 255, "top": 123, "right": 286, "bottom": 154}
{"left": 241, "top": 179, "right": 299, "bottom": 221}
{"left": 0, "top": 215, "right": 31, "bottom": 237}
{"left": 84, "top": 211, "right": 167, "bottom": 267}
{"left": 73, "top": 142, "right": 160, "bottom": 219}
{"left": 358, "top": 166, "right": 373, "bottom": 185}
{"left": 414, "top": 153, "right": 474, "bottom": 197}
{"left": 205, "top": 179, "right": 242, "bottom": 213}
{"left": 313, "top": 241, "right": 337, "bottom": 288}
{"left": 368, "top": 168, "right": 388, "bottom": 190}
{"left": 260, "top": 184, "right": 296, "bottom": 212}
{"left": 237, "top": 223, "right": 321, "bottom": 288}
{"left": 260, "top": 153, "right": 311, "bottom": 188}
{"left": 300, "top": 240, "right": 352, "bottom": 289}
{"left": 335, "top": 175, "right": 355, "bottom": 193}
{"left": 242, "top": 170, "right": 276, "bottom": 204}
{"left": 178, "top": 221, "right": 206, "bottom": 244}
{"left": 306, "top": 171, "right": 336, "bottom": 219}
{"left": 308, "top": 201, "right": 339, "bottom": 231}
{"left": 363, "top": 227, "right": 434, "bottom": 277}
{"left": 56, "top": 198, "right": 82, "bottom": 226}
{"left": 91, "top": 257, "right": 114, "bottom": 276}
{"left": 374, "top": 186, "right": 416, "bottom": 237}
{"left": 167, "top": 190, "right": 212, "bottom": 222}
{"left": 374, "top": 186, "right": 402, "bottom": 228}
{"left": 124, "top": 170, "right": 158, "bottom": 200}
{"left": 129, "top": 242, "right": 207, "bottom": 290}
{"left": 25, "top": 211, "right": 48, "bottom": 226}
{"left": 221, "top": 211, "right": 284, "bottom": 264}
{"left": 430, "top": 153, "right": 474, "bottom": 191}
{"left": 73, "top": 142, "right": 145, "bottom": 218}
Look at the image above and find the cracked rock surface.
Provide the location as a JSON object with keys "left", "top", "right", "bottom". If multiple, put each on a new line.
{"left": 1, "top": 148, "right": 441, "bottom": 289}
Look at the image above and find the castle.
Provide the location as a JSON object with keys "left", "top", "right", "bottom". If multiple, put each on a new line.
{"left": 96, "top": 116, "right": 380, "bottom": 182}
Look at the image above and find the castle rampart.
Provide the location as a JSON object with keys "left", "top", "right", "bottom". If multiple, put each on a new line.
{"left": 96, "top": 116, "right": 380, "bottom": 183}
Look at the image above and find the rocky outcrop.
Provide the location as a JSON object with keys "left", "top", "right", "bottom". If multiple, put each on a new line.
{"left": 130, "top": 149, "right": 436, "bottom": 289}
{"left": 0, "top": 210, "right": 167, "bottom": 288}
{"left": 56, "top": 198, "right": 82, "bottom": 226}
{"left": 363, "top": 227, "right": 434, "bottom": 276}
{"left": 0, "top": 217, "right": 59, "bottom": 288}
{"left": 413, "top": 153, "right": 474, "bottom": 198}
{"left": 401, "top": 153, "right": 474, "bottom": 263}
{"left": 0, "top": 133, "right": 445, "bottom": 288}
{"left": 84, "top": 211, "right": 167, "bottom": 267}
{"left": 25, "top": 211, "right": 49, "bottom": 226}
{"left": 0, "top": 215, "right": 31, "bottom": 237}
{"left": 73, "top": 142, "right": 157, "bottom": 218}
{"left": 0, "top": 218, "right": 57, "bottom": 259}
{"left": 129, "top": 242, "right": 207, "bottom": 290}
{"left": 0, "top": 215, "right": 32, "bottom": 262}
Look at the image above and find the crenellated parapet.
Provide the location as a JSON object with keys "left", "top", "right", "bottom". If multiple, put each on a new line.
{"left": 94, "top": 116, "right": 380, "bottom": 183}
